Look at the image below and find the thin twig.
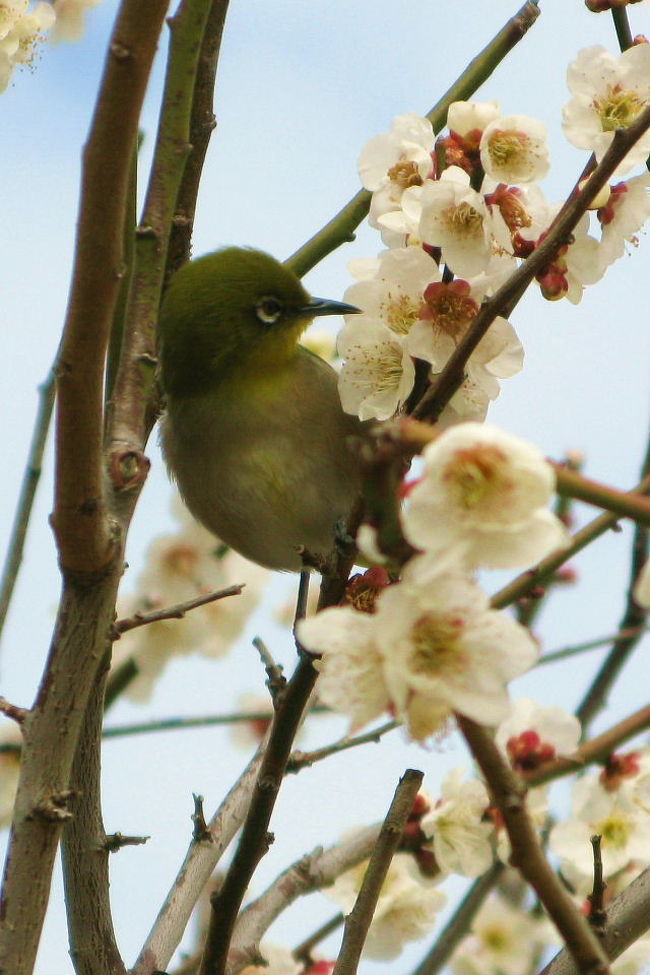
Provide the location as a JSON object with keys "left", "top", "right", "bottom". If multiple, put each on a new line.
{"left": 539, "top": 625, "right": 650, "bottom": 666}
{"left": 587, "top": 835, "right": 607, "bottom": 939}
{"left": 112, "top": 584, "right": 245, "bottom": 636}
{"left": 0, "top": 365, "right": 55, "bottom": 646}
{"left": 287, "top": 721, "right": 398, "bottom": 773}
{"left": 552, "top": 463, "right": 650, "bottom": 526}
{"left": 332, "top": 769, "right": 424, "bottom": 975}
{"left": 293, "top": 914, "right": 345, "bottom": 966}
{"left": 540, "top": 866, "right": 650, "bottom": 975}
{"left": 228, "top": 826, "right": 384, "bottom": 974}
{"left": 285, "top": 1, "right": 540, "bottom": 277}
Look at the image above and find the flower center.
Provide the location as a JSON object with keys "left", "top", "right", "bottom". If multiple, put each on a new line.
{"left": 595, "top": 86, "right": 645, "bottom": 132}
{"left": 387, "top": 159, "right": 423, "bottom": 189}
{"left": 444, "top": 444, "right": 509, "bottom": 510}
{"left": 409, "top": 613, "right": 466, "bottom": 675}
{"left": 487, "top": 129, "right": 529, "bottom": 168}
{"left": 442, "top": 200, "right": 484, "bottom": 241}
{"left": 381, "top": 290, "right": 421, "bottom": 336}
{"left": 422, "top": 280, "right": 478, "bottom": 340}
{"left": 596, "top": 812, "right": 632, "bottom": 850}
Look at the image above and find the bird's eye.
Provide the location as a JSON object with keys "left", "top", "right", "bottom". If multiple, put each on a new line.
{"left": 255, "top": 296, "right": 284, "bottom": 325}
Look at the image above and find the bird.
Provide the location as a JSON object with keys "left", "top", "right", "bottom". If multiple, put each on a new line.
{"left": 158, "top": 246, "right": 365, "bottom": 571}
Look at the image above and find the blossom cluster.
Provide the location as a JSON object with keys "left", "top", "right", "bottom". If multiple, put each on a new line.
{"left": 298, "top": 422, "right": 569, "bottom": 741}
{"left": 337, "top": 43, "right": 650, "bottom": 426}
{"left": 0, "top": 0, "right": 98, "bottom": 92}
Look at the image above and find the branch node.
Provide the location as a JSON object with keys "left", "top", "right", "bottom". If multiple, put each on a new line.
{"left": 191, "top": 793, "right": 212, "bottom": 843}
{"left": 104, "top": 831, "right": 150, "bottom": 852}
{"left": 108, "top": 449, "right": 151, "bottom": 492}
{"left": 32, "top": 790, "right": 76, "bottom": 822}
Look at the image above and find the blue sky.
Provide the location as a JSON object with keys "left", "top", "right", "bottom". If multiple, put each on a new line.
{"left": 1, "top": 1, "right": 650, "bottom": 971}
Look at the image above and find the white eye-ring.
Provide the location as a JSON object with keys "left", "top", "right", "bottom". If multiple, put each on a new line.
{"left": 255, "top": 296, "right": 284, "bottom": 325}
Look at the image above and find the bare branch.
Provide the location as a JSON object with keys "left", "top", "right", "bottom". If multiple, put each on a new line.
{"left": 458, "top": 716, "right": 609, "bottom": 975}
{"left": 331, "top": 769, "right": 424, "bottom": 975}
{"left": 112, "top": 584, "right": 245, "bottom": 636}
{"left": 228, "top": 825, "right": 383, "bottom": 973}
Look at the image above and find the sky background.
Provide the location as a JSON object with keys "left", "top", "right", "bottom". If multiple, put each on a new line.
{"left": 1, "top": 1, "right": 650, "bottom": 972}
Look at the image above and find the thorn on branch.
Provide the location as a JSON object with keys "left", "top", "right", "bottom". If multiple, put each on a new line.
{"left": 191, "top": 793, "right": 212, "bottom": 843}
{"left": 104, "top": 831, "right": 150, "bottom": 852}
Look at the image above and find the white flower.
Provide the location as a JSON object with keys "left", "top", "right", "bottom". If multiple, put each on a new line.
{"left": 0, "top": 0, "right": 54, "bottom": 90}
{"left": 337, "top": 319, "right": 416, "bottom": 420}
{"left": 633, "top": 557, "right": 650, "bottom": 607}
{"left": 550, "top": 774, "right": 650, "bottom": 884}
{"left": 111, "top": 494, "right": 268, "bottom": 701}
{"left": 406, "top": 277, "right": 524, "bottom": 420}
{"left": 343, "top": 246, "right": 441, "bottom": 344}
{"left": 480, "top": 114, "right": 550, "bottom": 184}
{"left": 495, "top": 698, "right": 581, "bottom": 772}
{"left": 377, "top": 564, "right": 538, "bottom": 740}
{"left": 598, "top": 174, "right": 650, "bottom": 266}
{"left": 297, "top": 605, "right": 390, "bottom": 732}
{"left": 359, "top": 113, "right": 433, "bottom": 189}
{"left": 421, "top": 768, "right": 494, "bottom": 877}
{"left": 325, "top": 852, "right": 445, "bottom": 960}
{"left": 412, "top": 167, "right": 513, "bottom": 277}
{"left": 402, "top": 423, "right": 571, "bottom": 569}
{"left": 451, "top": 895, "right": 548, "bottom": 975}
{"left": 562, "top": 44, "right": 650, "bottom": 179}
{"left": 51, "top": 0, "right": 100, "bottom": 42}
{"left": 447, "top": 100, "right": 501, "bottom": 138}
{"left": 299, "top": 557, "right": 537, "bottom": 740}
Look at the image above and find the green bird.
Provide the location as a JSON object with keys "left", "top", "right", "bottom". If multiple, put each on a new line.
{"left": 158, "top": 247, "right": 364, "bottom": 571}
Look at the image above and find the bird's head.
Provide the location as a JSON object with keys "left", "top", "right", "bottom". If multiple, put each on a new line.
{"left": 159, "top": 247, "right": 359, "bottom": 397}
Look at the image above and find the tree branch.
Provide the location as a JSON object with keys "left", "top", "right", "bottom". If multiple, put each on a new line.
{"left": 227, "top": 826, "right": 383, "bottom": 974}
{"left": 331, "top": 769, "right": 424, "bottom": 975}
{"left": 458, "top": 716, "right": 609, "bottom": 975}
{"left": 413, "top": 101, "right": 650, "bottom": 423}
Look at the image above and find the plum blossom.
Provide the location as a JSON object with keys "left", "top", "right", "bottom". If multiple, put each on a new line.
{"left": 402, "top": 423, "right": 570, "bottom": 569}
{"left": 358, "top": 113, "right": 434, "bottom": 229}
{"left": 495, "top": 698, "right": 582, "bottom": 772}
{"left": 451, "top": 894, "right": 550, "bottom": 975}
{"left": 299, "top": 556, "right": 537, "bottom": 741}
{"left": 420, "top": 768, "right": 494, "bottom": 876}
{"left": 480, "top": 115, "right": 550, "bottom": 184}
{"left": 0, "top": 0, "right": 55, "bottom": 91}
{"left": 337, "top": 321, "right": 415, "bottom": 420}
{"left": 550, "top": 773, "right": 650, "bottom": 885}
{"left": 388, "top": 167, "right": 513, "bottom": 278}
{"left": 562, "top": 44, "right": 650, "bottom": 179}
{"left": 325, "top": 852, "right": 445, "bottom": 959}
{"left": 111, "top": 494, "right": 268, "bottom": 701}
{"left": 598, "top": 173, "right": 650, "bottom": 265}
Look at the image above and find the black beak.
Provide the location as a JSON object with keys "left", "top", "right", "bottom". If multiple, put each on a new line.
{"left": 303, "top": 297, "right": 362, "bottom": 318}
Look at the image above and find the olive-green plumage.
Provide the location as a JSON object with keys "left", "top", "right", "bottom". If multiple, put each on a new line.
{"left": 159, "top": 247, "right": 364, "bottom": 571}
